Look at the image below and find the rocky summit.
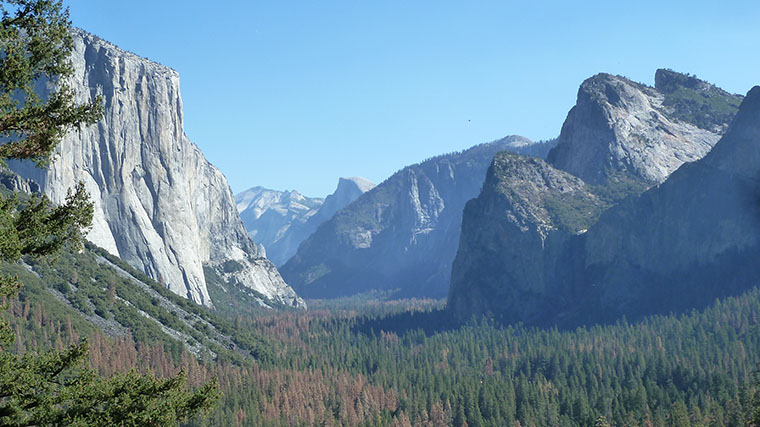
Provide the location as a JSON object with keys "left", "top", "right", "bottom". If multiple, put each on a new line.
{"left": 280, "top": 136, "right": 557, "bottom": 299}
{"left": 236, "top": 177, "right": 375, "bottom": 266}
{"left": 9, "top": 29, "right": 304, "bottom": 309}
{"left": 449, "top": 85, "right": 760, "bottom": 327}
{"left": 547, "top": 70, "right": 742, "bottom": 186}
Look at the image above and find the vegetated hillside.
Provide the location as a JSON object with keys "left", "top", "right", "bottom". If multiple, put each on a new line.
{"left": 236, "top": 177, "right": 374, "bottom": 266}
{"left": 547, "top": 69, "right": 740, "bottom": 186}
{"left": 7, "top": 29, "right": 303, "bottom": 309}
{"left": 281, "top": 136, "right": 556, "bottom": 300}
{"left": 6, "top": 236, "right": 760, "bottom": 425}
{"left": 655, "top": 68, "right": 744, "bottom": 130}
{"left": 1, "top": 242, "right": 276, "bottom": 366}
{"left": 449, "top": 85, "right": 760, "bottom": 327}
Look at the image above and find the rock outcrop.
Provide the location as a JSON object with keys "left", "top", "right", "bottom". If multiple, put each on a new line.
{"left": 8, "top": 29, "right": 304, "bottom": 309}
{"left": 0, "top": 167, "right": 40, "bottom": 195}
{"left": 235, "top": 177, "right": 374, "bottom": 266}
{"left": 449, "top": 85, "right": 760, "bottom": 326}
{"left": 547, "top": 71, "right": 741, "bottom": 185}
{"left": 280, "top": 136, "right": 553, "bottom": 299}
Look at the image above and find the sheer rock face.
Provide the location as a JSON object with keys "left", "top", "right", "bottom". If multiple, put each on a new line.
{"left": 9, "top": 29, "right": 304, "bottom": 309}
{"left": 449, "top": 86, "right": 760, "bottom": 326}
{"left": 447, "top": 153, "right": 601, "bottom": 324}
{"left": 547, "top": 71, "right": 741, "bottom": 185}
{"left": 235, "top": 177, "right": 375, "bottom": 267}
{"left": 0, "top": 167, "right": 40, "bottom": 194}
{"left": 280, "top": 136, "right": 554, "bottom": 299}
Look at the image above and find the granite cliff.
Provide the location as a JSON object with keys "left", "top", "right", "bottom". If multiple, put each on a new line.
{"left": 236, "top": 176, "right": 374, "bottom": 266}
{"left": 547, "top": 70, "right": 742, "bottom": 186}
{"left": 281, "top": 136, "right": 556, "bottom": 299}
{"left": 9, "top": 29, "right": 304, "bottom": 309}
{"left": 447, "top": 152, "right": 602, "bottom": 324}
{"left": 449, "top": 83, "right": 759, "bottom": 326}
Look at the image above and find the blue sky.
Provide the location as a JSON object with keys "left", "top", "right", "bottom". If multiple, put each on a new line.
{"left": 64, "top": 1, "right": 760, "bottom": 197}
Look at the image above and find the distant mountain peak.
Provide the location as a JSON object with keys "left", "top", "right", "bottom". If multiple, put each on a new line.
{"left": 499, "top": 135, "right": 535, "bottom": 148}
{"left": 235, "top": 176, "right": 374, "bottom": 267}
{"left": 338, "top": 176, "right": 375, "bottom": 194}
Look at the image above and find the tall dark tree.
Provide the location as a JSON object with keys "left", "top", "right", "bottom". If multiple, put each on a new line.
{"left": 0, "top": 1, "right": 219, "bottom": 425}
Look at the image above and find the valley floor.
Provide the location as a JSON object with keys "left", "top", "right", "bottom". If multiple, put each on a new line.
{"left": 6, "top": 267, "right": 760, "bottom": 426}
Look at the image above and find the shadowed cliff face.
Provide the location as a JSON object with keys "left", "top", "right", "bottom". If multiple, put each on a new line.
{"left": 281, "top": 136, "right": 555, "bottom": 299}
{"left": 449, "top": 86, "right": 760, "bottom": 327}
{"left": 547, "top": 71, "right": 741, "bottom": 186}
{"left": 8, "top": 29, "right": 304, "bottom": 309}
{"left": 447, "top": 153, "right": 600, "bottom": 324}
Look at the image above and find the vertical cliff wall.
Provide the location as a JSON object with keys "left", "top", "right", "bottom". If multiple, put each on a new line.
{"left": 9, "top": 29, "right": 304, "bottom": 308}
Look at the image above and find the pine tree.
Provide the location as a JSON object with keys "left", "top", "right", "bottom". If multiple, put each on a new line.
{"left": 0, "top": 1, "right": 219, "bottom": 425}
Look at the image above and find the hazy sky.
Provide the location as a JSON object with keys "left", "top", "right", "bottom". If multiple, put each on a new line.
{"left": 64, "top": 0, "right": 759, "bottom": 197}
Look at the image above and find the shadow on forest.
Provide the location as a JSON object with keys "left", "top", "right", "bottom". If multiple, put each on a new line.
{"left": 349, "top": 308, "right": 465, "bottom": 338}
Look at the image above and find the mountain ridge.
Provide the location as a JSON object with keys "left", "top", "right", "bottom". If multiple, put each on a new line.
{"left": 281, "top": 136, "right": 555, "bottom": 299}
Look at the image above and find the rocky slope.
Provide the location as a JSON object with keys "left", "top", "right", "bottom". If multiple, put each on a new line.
{"left": 280, "top": 136, "right": 553, "bottom": 299}
{"left": 449, "top": 85, "right": 760, "bottom": 326}
{"left": 8, "top": 29, "right": 303, "bottom": 309}
{"left": 236, "top": 177, "right": 374, "bottom": 266}
{"left": 547, "top": 70, "right": 742, "bottom": 186}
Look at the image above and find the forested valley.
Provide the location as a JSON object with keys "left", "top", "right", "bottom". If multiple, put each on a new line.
{"left": 5, "top": 246, "right": 760, "bottom": 426}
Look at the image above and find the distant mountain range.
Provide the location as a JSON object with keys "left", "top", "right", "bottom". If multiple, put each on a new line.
{"left": 235, "top": 177, "right": 375, "bottom": 266}
{"left": 280, "top": 136, "right": 558, "bottom": 299}
{"left": 448, "top": 70, "right": 753, "bottom": 326}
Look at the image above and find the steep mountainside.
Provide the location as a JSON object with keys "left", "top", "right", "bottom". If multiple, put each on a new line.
{"left": 449, "top": 86, "right": 760, "bottom": 326}
{"left": 547, "top": 70, "right": 742, "bottom": 186}
{"left": 280, "top": 136, "right": 552, "bottom": 299}
{"left": 8, "top": 29, "right": 303, "bottom": 309}
{"left": 447, "top": 152, "right": 601, "bottom": 324}
{"left": 0, "top": 237, "right": 274, "bottom": 365}
{"left": 236, "top": 177, "right": 375, "bottom": 266}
